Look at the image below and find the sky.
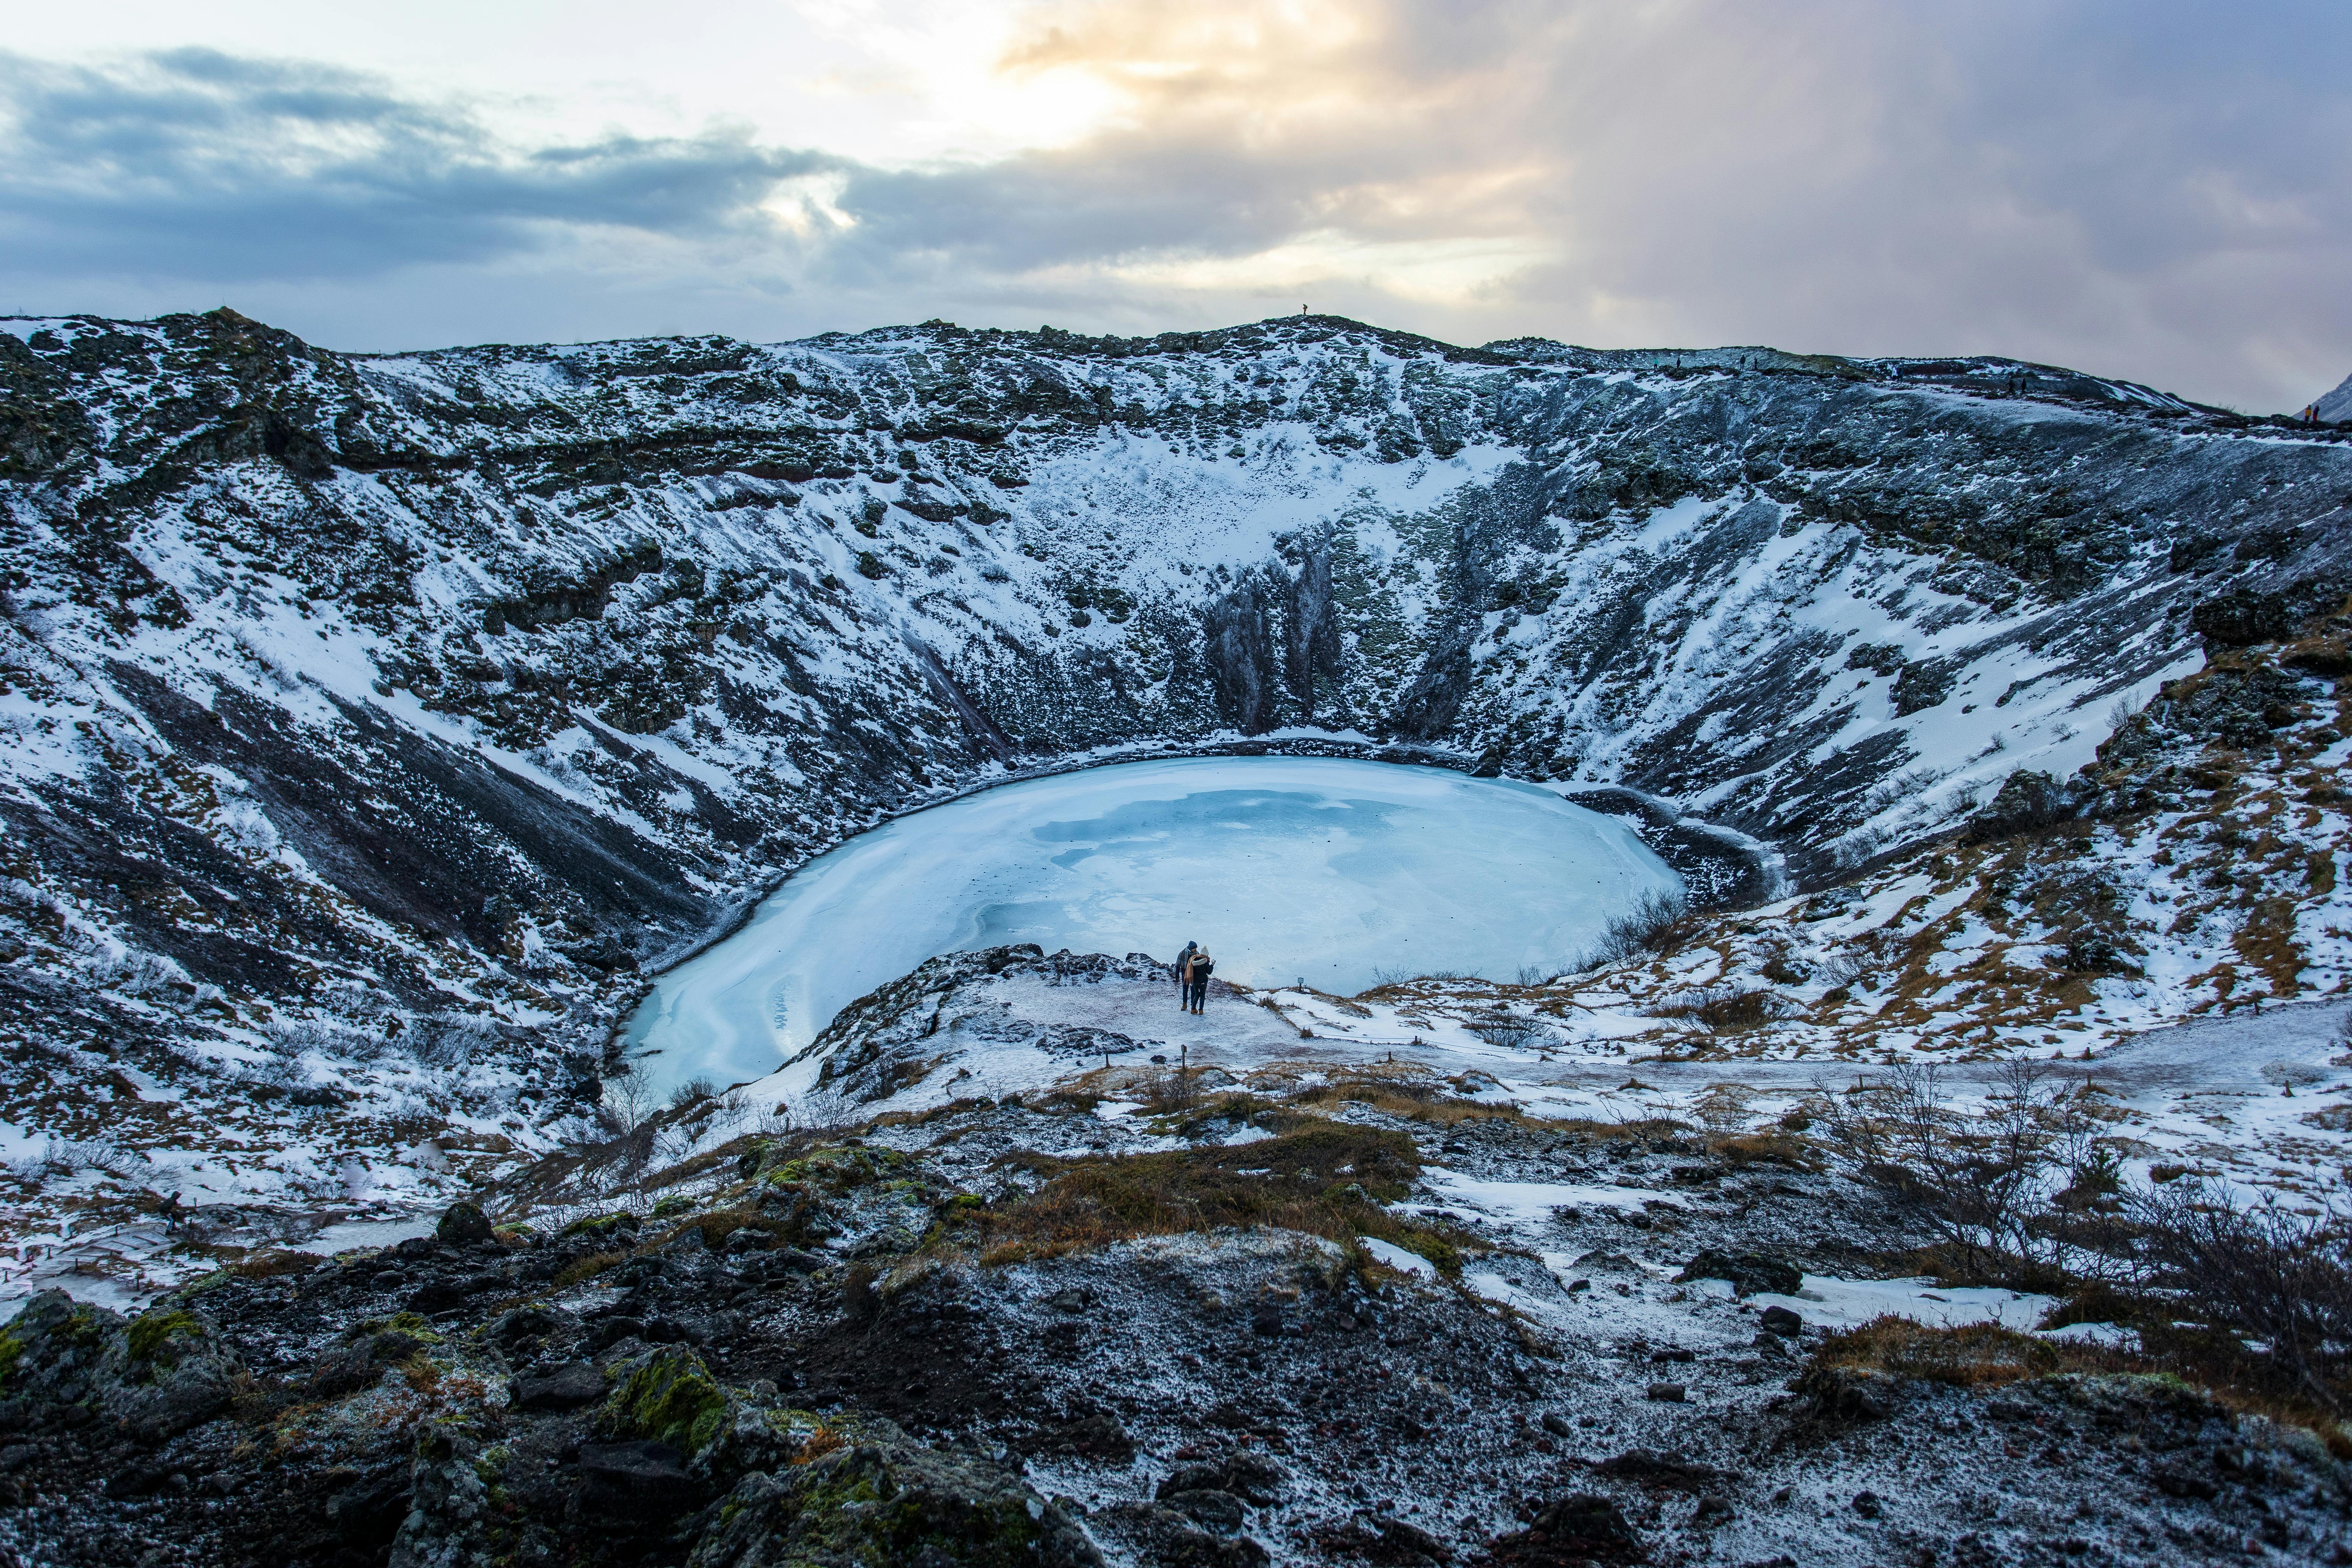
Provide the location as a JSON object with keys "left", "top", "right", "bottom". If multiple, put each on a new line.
{"left": 1, "top": 0, "right": 2346, "bottom": 411}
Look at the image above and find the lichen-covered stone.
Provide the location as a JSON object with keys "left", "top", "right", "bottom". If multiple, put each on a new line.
{"left": 688, "top": 1435, "right": 1102, "bottom": 1568}
{"left": 387, "top": 1426, "right": 496, "bottom": 1568}
{"left": 604, "top": 1345, "right": 730, "bottom": 1455}
{"left": 0, "top": 1289, "right": 239, "bottom": 1438}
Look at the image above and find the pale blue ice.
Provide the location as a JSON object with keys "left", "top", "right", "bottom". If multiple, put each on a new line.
{"left": 624, "top": 757, "right": 1680, "bottom": 1093}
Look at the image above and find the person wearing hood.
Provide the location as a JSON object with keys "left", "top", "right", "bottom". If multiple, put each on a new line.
{"left": 1185, "top": 947, "right": 1214, "bottom": 1014}
{"left": 1174, "top": 940, "right": 1197, "bottom": 1006}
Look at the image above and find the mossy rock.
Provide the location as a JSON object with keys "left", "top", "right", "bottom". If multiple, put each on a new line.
{"left": 689, "top": 1435, "right": 1101, "bottom": 1568}
{"left": 606, "top": 1346, "right": 730, "bottom": 1456}
{"left": 764, "top": 1146, "right": 915, "bottom": 1194}
{"left": 560, "top": 1211, "right": 645, "bottom": 1240}
{"left": 0, "top": 1291, "right": 239, "bottom": 1437}
{"left": 123, "top": 1309, "right": 202, "bottom": 1375}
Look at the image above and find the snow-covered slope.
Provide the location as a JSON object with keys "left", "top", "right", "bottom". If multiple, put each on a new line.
{"left": 3, "top": 308, "right": 2350, "bottom": 1257}
{"left": 2314, "top": 369, "right": 2352, "bottom": 424}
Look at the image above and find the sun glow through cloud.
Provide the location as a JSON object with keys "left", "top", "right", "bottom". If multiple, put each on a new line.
{"left": 0, "top": 0, "right": 2346, "bottom": 409}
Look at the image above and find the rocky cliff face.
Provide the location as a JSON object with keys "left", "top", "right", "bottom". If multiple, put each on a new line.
{"left": 3, "top": 308, "right": 2349, "bottom": 1223}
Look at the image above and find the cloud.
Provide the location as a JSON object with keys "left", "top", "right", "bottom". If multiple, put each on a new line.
{"left": 0, "top": 49, "right": 830, "bottom": 282}
{"left": 1, "top": 4, "right": 2348, "bottom": 409}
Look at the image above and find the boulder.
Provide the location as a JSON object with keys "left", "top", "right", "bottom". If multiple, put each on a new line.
{"left": 326, "top": 1464, "right": 415, "bottom": 1552}
{"left": 1965, "top": 769, "right": 2080, "bottom": 842}
{"left": 436, "top": 1200, "right": 497, "bottom": 1248}
{"left": 512, "top": 1361, "right": 606, "bottom": 1411}
{"left": 0, "top": 1290, "right": 240, "bottom": 1439}
{"left": 1484, "top": 1494, "right": 1642, "bottom": 1566}
{"left": 1674, "top": 1250, "right": 1801, "bottom": 1298}
{"left": 1159, "top": 1453, "right": 1286, "bottom": 1508}
{"left": 389, "top": 1425, "right": 496, "bottom": 1568}
{"left": 1166, "top": 1489, "right": 1247, "bottom": 1534}
{"left": 688, "top": 1436, "right": 1101, "bottom": 1568}
{"left": 1094, "top": 1500, "right": 1266, "bottom": 1568}
{"left": 577, "top": 1439, "right": 698, "bottom": 1517}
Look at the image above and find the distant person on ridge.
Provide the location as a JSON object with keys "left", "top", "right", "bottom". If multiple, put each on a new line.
{"left": 1174, "top": 940, "right": 1197, "bottom": 1006}
{"left": 1186, "top": 948, "right": 1214, "bottom": 1014}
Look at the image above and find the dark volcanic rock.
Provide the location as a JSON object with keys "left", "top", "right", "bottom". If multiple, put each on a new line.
{"left": 1674, "top": 1249, "right": 1801, "bottom": 1298}
{"left": 1482, "top": 1494, "right": 1642, "bottom": 1565}
{"left": 688, "top": 1435, "right": 1101, "bottom": 1568}
{"left": 512, "top": 1361, "right": 606, "bottom": 1410}
{"left": 436, "top": 1199, "right": 496, "bottom": 1247}
{"left": 577, "top": 1438, "right": 698, "bottom": 1517}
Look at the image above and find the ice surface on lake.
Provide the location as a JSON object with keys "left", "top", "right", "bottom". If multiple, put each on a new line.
{"left": 625, "top": 757, "right": 1680, "bottom": 1093}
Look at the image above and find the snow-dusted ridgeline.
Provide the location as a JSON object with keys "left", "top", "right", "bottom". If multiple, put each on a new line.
{"left": 2, "top": 308, "right": 2349, "bottom": 1265}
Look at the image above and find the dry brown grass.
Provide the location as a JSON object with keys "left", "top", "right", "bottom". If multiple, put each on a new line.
{"left": 1810, "top": 1315, "right": 2090, "bottom": 1389}
{"left": 1707, "top": 1131, "right": 1822, "bottom": 1170}
{"left": 792, "top": 1426, "right": 846, "bottom": 1464}
{"left": 1287, "top": 1073, "right": 1614, "bottom": 1132}
{"left": 869, "top": 1096, "right": 1000, "bottom": 1130}
{"left": 552, "top": 1250, "right": 625, "bottom": 1289}
{"left": 1811, "top": 1313, "right": 2352, "bottom": 1454}
{"left": 1652, "top": 986, "right": 1796, "bottom": 1032}
{"left": 967, "top": 1124, "right": 1473, "bottom": 1274}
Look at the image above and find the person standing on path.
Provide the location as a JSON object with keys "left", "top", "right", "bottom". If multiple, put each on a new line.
{"left": 1174, "top": 941, "right": 1197, "bottom": 1006}
{"left": 1186, "top": 948, "right": 1214, "bottom": 1014}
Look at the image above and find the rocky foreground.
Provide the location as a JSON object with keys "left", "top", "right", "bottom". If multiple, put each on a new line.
{"left": 2, "top": 1081, "right": 2344, "bottom": 1568}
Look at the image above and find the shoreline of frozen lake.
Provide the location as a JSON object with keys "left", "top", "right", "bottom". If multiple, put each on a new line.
{"left": 624, "top": 756, "right": 1681, "bottom": 1095}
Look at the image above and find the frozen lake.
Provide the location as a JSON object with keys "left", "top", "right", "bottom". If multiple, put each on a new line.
{"left": 623, "top": 756, "right": 1681, "bottom": 1093}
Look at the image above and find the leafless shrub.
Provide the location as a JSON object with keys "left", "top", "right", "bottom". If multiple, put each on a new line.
{"left": 1813, "top": 952, "right": 1868, "bottom": 989}
{"left": 2132, "top": 1181, "right": 2352, "bottom": 1416}
{"left": 1468, "top": 1015, "right": 1552, "bottom": 1050}
{"left": 410, "top": 1012, "right": 501, "bottom": 1070}
{"left": 1579, "top": 888, "right": 1688, "bottom": 969}
{"left": 1651, "top": 986, "right": 1798, "bottom": 1032}
{"left": 602, "top": 1061, "right": 660, "bottom": 1134}
{"left": 1816, "top": 1063, "right": 2352, "bottom": 1418}
{"left": 1690, "top": 1083, "right": 1760, "bottom": 1142}
{"left": 1367, "top": 966, "right": 1477, "bottom": 988}
{"left": 18, "top": 1138, "right": 144, "bottom": 1181}
{"left": 1814, "top": 1062, "right": 2121, "bottom": 1283}
{"left": 785, "top": 1084, "right": 856, "bottom": 1133}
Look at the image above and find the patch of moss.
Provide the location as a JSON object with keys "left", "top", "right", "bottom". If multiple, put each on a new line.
{"left": 0, "top": 1331, "right": 22, "bottom": 1390}
{"left": 125, "top": 1309, "right": 199, "bottom": 1366}
{"left": 763, "top": 1145, "right": 914, "bottom": 1193}
{"left": 782, "top": 1449, "right": 1046, "bottom": 1567}
{"left": 558, "top": 1212, "right": 643, "bottom": 1240}
{"left": 606, "top": 1347, "right": 729, "bottom": 1455}
{"left": 1392, "top": 1230, "right": 1463, "bottom": 1278}
{"left": 974, "top": 1124, "right": 1427, "bottom": 1263}
{"left": 651, "top": 1194, "right": 694, "bottom": 1219}
{"left": 57, "top": 1305, "right": 109, "bottom": 1349}
{"left": 353, "top": 1311, "right": 443, "bottom": 1344}
{"left": 552, "top": 1250, "right": 625, "bottom": 1289}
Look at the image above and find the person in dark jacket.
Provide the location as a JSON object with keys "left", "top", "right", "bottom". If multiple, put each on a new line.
{"left": 1174, "top": 941, "right": 1197, "bottom": 1006}
{"left": 1186, "top": 948, "right": 1214, "bottom": 1014}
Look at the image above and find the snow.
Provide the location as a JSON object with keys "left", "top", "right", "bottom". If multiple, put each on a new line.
{"left": 2314, "top": 370, "right": 2352, "bottom": 424}
{"left": 625, "top": 757, "right": 1680, "bottom": 1093}
{"left": 1412, "top": 1170, "right": 1660, "bottom": 1220}
{"left": 1359, "top": 1237, "right": 1437, "bottom": 1278}
{"left": 1747, "top": 1276, "right": 2060, "bottom": 1332}
{"left": 294, "top": 1214, "right": 440, "bottom": 1256}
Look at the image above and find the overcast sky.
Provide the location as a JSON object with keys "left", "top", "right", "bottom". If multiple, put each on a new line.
{"left": 3, "top": 0, "right": 2345, "bottom": 410}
